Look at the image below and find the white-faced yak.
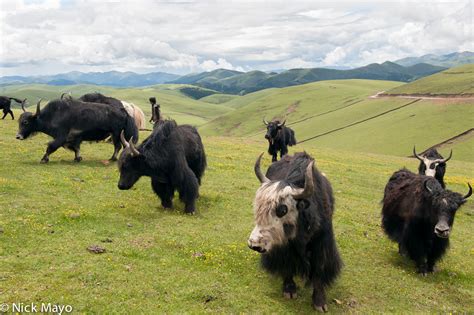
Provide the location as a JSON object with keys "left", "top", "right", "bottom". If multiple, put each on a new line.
{"left": 117, "top": 120, "right": 206, "bottom": 214}
{"left": 263, "top": 118, "right": 297, "bottom": 162}
{"left": 413, "top": 146, "right": 452, "bottom": 188}
{"left": 248, "top": 152, "right": 342, "bottom": 312}
{"left": 16, "top": 98, "right": 138, "bottom": 163}
{"left": 382, "top": 169, "right": 472, "bottom": 275}
{"left": 0, "top": 96, "right": 27, "bottom": 120}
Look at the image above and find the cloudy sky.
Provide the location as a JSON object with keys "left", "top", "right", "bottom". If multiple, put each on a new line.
{"left": 0, "top": 0, "right": 472, "bottom": 76}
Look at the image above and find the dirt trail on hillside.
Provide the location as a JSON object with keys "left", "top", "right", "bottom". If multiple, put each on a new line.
{"left": 370, "top": 91, "right": 474, "bottom": 100}
{"left": 413, "top": 129, "right": 474, "bottom": 156}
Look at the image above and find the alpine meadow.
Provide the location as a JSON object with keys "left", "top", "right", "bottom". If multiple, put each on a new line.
{"left": 1, "top": 0, "right": 473, "bottom": 314}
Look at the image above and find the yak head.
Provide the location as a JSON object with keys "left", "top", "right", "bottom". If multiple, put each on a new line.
{"left": 414, "top": 147, "right": 451, "bottom": 180}
{"left": 263, "top": 118, "right": 285, "bottom": 145}
{"left": 117, "top": 131, "right": 144, "bottom": 190}
{"left": 16, "top": 99, "right": 42, "bottom": 140}
{"left": 248, "top": 153, "right": 314, "bottom": 253}
{"left": 424, "top": 179, "right": 472, "bottom": 239}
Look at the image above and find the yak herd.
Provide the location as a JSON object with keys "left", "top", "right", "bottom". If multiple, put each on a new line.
{"left": 1, "top": 92, "right": 472, "bottom": 311}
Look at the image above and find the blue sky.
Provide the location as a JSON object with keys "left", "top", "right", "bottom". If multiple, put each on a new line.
{"left": 0, "top": 0, "right": 472, "bottom": 76}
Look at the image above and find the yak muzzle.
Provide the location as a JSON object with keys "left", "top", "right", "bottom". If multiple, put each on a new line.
{"left": 248, "top": 243, "right": 267, "bottom": 253}
{"left": 118, "top": 182, "right": 131, "bottom": 190}
{"left": 16, "top": 133, "right": 24, "bottom": 140}
{"left": 434, "top": 223, "right": 450, "bottom": 238}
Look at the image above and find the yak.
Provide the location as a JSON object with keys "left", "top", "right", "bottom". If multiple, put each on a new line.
{"left": 78, "top": 93, "right": 146, "bottom": 130}
{"left": 248, "top": 152, "right": 342, "bottom": 312}
{"left": 16, "top": 98, "right": 138, "bottom": 163}
{"left": 117, "top": 119, "right": 206, "bottom": 214}
{"left": 413, "top": 146, "right": 452, "bottom": 188}
{"left": 0, "top": 96, "right": 26, "bottom": 120}
{"left": 381, "top": 168, "right": 472, "bottom": 275}
{"left": 263, "top": 118, "right": 297, "bottom": 162}
{"left": 149, "top": 97, "right": 161, "bottom": 124}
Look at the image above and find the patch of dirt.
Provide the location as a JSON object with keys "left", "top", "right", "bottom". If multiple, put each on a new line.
{"left": 286, "top": 100, "right": 301, "bottom": 114}
{"left": 370, "top": 91, "right": 474, "bottom": 100}
{"left": 129, "top": 236, "right": 154, "bottom": 249}
{"left": 87, "top": 245, "right": 106, "bottom": 254}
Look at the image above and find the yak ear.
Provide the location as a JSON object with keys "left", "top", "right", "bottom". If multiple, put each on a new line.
{"left": 297, "top": 199, "right": 310, "bottom": 210}
{"left": 424, "top": 180, "right": 434, "bottom": 194}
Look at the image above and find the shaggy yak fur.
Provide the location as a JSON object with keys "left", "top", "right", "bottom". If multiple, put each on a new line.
{"left": 382, "top": 168, "right": 471, "bottom": 275}
{"left": 248, "top": 152, "right": 342, "bottom": 312}
{"left": 0, "top": 96, "right": 26, "bottom": 120}
{"left": 263, "top": 119, "right": 297, "bottom": 162}
{"left": 16, "top": 97, "right": 138, "bottom": 163}
{"left": 117, "top": 119, "right": 206, "bottom": 214}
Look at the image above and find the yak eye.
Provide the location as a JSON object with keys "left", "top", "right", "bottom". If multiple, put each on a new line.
{"left": 276, "top": 204, "right": 288, "bottom": 218}
{"left": 429, "top": 163, "right": 437, "bottom": 169}
{"left": 22, "top": 120, "right": 28, "bottom": 125}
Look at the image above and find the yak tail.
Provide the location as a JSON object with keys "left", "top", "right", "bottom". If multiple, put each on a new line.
{"left": 9, "top": 97, "right": 24, "bottom": 103}
{"left": 288, "top": 129, "right": 297, "bottom": 146}
{"left": 124, "top": 113, "right": 139, "bottom": 144}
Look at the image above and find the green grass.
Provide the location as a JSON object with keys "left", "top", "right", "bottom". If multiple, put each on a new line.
{"left": 0, "top": 84, "right": 233, "bottom": 127}
{"left": 199, "top": 94, "right": 238, "bottom": 104}
{"left": 0, "top": 118, "right": 473, "bottom": 313}
{"left": 199, "top": 79, "right": 473, "bottom": 161}
{"left": 384, "top": 64, "right": 474, "bottom": 95}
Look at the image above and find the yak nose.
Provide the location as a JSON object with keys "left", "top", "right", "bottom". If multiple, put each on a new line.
{"left": 16, "top": 134, "right": 24, "bottom": 140}
{"left": 264, "top": 134, "right": 270, "bottom": 139}
{"left": 248, "top": 244, "right": 266, "bottom": 253}
{"left": 434, "top": 225, "right": 450, "bottom": 238}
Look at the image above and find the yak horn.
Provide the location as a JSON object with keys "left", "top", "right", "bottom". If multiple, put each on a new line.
{"left": 464, "top": 183, "right": 472, "bottom": 200}
{"left": 129, "top": 137, "right": 140, "bottom": 156}
{"left": 120, "top": 130, "right": 129, "bottom": 147}
{"left": 35, "top": 98, "right": 42, "bottom": 116}
{"left": 413, "top": 146, "right": 424, "bottom": 161}
{"left": 263, "top": 118, "right": 268, "bottom": 126}
{"left": 292, "top": 160, "right": 315, "bottom": 199}
{"left": 277, "top": 119, "right": 286, "bottom": 127}
{"left": 438, "top": 150, "right": 453, "bottom": 164}
{"left": 120, "top": 130, "right": 140, "bottom": 156}
{"left": 254, "top": 152, "right": 269, "bottom": 183}
{"left": 60, "top": 92, "right": 72, "bottom": 100}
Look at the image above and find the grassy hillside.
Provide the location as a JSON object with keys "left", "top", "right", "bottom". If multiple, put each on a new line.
{"left": 200, "top": 94, "right": 239, "bottom": 104}
{"left": 395, "top": 51, "right": 474, "bottom": 68}
{"left": 384, "top": 64, "right": 474, "bottom": 95}
{"left": 200, "top": 79, "right": 473, "bottom": 161}
{"left": 0, "top": 118, "right": 473, "bottom": 313}
{"left": 0, "top": 84, "right": 233, "bottom": 127}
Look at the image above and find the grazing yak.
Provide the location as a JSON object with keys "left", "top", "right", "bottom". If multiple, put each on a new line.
{"left": 16, "top": 98, "right": 138, "bottom": 163}
{"left": 117, "top": 119, "right": 206, "bottom": 214}
{"left": 382, "top": 169, "right": 472, "bottom": 275}
{"left": 413, "top": 146, "right": 452, "bottom": 188}
{"left": 263, "top": 118, "right": 297, "bottom": 162}
{"left": 0, "top": 96, "right": 27, "bottom": 120}
{"left": 149, "top": 97, "right": 161, "bottom": 124}
{"left": 248, "top": 152, "right": 342, "bottom": 312}
{"left": 79, "top": 93, "right": 146, "bottom": 130}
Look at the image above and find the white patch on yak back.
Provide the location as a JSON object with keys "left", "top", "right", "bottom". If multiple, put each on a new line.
{"left": 120, "top": 101, "right": 135, "bottom": 117}
{"left": 121, "top": 101, "right": 146, "bottom": 130}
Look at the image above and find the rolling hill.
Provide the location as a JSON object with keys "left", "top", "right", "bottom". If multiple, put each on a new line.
{"left": 383, "top": 64, "right": 474, "bottom": 96}
{"left": 168, "top": 62, "right": 445, "bottom": 95}
{"left": 394, "top": 51, "right": 474, "bottom": 68}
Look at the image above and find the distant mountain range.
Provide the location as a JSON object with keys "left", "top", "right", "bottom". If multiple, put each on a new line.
{"left": 0, "top": 71, "right": 180, "bottom": 87}
{"left": 394, "top": 51, "right": 474, "bottom": 67}
{"left": 169, "top": 62, "right": 445, "bottom": 95}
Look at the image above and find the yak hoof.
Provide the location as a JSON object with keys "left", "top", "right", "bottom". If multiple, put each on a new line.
{"left": 185, "top": 210, "right": 195, "bottom": 215}
{"left": 74, "top": 157, "right": 83, "bottom": 162}
{"left": 109, "top": 157, "right": 117, "bottom": 162}
{"left": 313, "top": 304, "right": 328, "bottom": 312}
{"left": 283, "top": 292, "right": 297, "bottom": 299}
{"left": 40, "top": 158, "right": 49, "bottom": 164}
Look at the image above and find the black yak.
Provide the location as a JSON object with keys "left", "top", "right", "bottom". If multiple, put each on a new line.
{"left": 16, "top": 98, "right": 138, "bottom": 163}
{"left": 117, "top": 120, "right": 206, "bottom": 214}
{"left": 263, "top": 118, "right": 297, "bottom": 162}
{"left": 79, "top": 93, "right": 146, "bottom": 130}
{"left": 0, "top": 96, "right": 26, "bottom": 120}
{"left": 149, "top": 97, "right": 161, "bottom": 124}
{"left": 413, "top": 146, "right": 452, "bottom": 188}
{"left": 382, "top": 169, "right": 472, "bottom": 275}
{"left": 248, "top": 152, "right": 342, "bottom": 312}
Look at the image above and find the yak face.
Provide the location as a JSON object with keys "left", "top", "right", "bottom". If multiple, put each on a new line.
{"left": 414, "top": 147, "right": 451, "bottom": 180}
{"left": 425, "top": 180, "right": 472, "bottom": 239}
{"left": 16, "top": 112, "right": 38, "bottom": 140}
{"left": 117, "top": 132, "right": 143, "bottom": 190}
{"left": 263, "top": 119, "right": 285, "bottom": 144}
{"left": 248, "top": 154, "right": 314, "bottom": 253}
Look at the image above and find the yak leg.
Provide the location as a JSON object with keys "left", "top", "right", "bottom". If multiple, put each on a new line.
{"left": 72, "top": 141, "right": 82, "bottom": 162}
{"left": 109, "top": 132, "right": 122, "bottom": 161}
{"left": 41, "top": 137, "right": 66, "bottom": 163}
{"left": 151, "top": 178, "right": 174, "bottom": 209}
{"left": 272, "top": 152, "right": 278, "bottom": 162}
{"left": 283, "top": 276, "right": 297, "bottom": 299}
{"left": 312, "top": 279, "right": 328, "bottom": 312}
{"left": 427, "top": 238, "right": 449, "bottom": 273}
{"left": 280, "top": 146, "right": 288, "bottom": 159}
{"left": 7, "top": 109, "right": 14, "bottom": 120}
{"left": 403, "top": 227, "right": 428, "bottom": 275}
{"left": 176, "top": 166, "right": 199, "bottom": 214}
{"left": 1, "top": 109, "right": 8, "bottom": 119}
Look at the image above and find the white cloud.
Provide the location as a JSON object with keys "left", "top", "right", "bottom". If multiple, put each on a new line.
{"left": 0, "top": 0, "right": 472, "bottom": 76}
